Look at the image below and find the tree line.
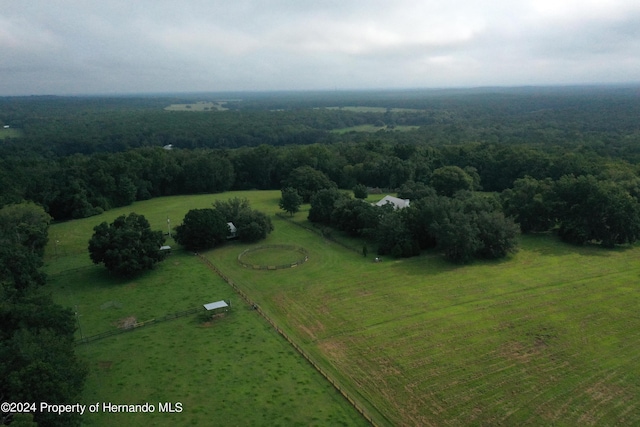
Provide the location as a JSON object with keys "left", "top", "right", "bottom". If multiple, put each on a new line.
{"left": 3, "top": 138, "right": 639, "bottom": 222}
{"left": 2, "top": 89, "right": 640, "bottom": 251}
{"left": 294, "top": 180, "right": 519, "bottom": 263}
{"left": 280, "top": 162, "right": 640, "bottom": 262}
{"left": 0, "top": 203, "right": 86, "bottom": 427}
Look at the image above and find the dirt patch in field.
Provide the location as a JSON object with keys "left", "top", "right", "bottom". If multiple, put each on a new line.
{"left": 298, "top": 320, "right": 326, "bottom": 341}
{"left": 115, "top": 316, "right": 137, "bottom": 329}
{"left": 317, "top": 339, "right": 348, "bottom": 363}
{"left": 499, "top": 341, "right": 538, "bottom": 363}
{"left": 577, "top": 380, "right": 633, "bottom": 426}
{"left": 358, "top": 286, "right": 373, "bottom": 297}
{"left": 98, "top": 361, "right": 113, "bottom": 370}
{"left": 200, "top": 313, "right": 226, "bottom": 327}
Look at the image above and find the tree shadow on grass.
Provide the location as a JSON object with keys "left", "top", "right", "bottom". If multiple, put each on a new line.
{"left": 522, "top": 233, "right": 635, "bottom": 258}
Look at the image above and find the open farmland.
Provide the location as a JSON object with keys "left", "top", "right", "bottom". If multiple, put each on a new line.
{"left": 207, "top": 196, "right": 640, "bottom": 426}
{"left": 42, "top": 191, "right": 368, "bottom": 427}
{"left": 44, "top": 191, "right": 640, "bottom": 426}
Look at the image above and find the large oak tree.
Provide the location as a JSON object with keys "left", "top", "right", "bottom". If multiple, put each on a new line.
{"left": 88, "top": 212, "right": 166, "bottom": 276}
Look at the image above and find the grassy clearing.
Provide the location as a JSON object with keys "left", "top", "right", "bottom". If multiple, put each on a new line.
{"left": 46, "top": 191, "right": 640, "bottom": 426}
{"left": 325, "top": 106, "right": 422, "bottom": 113}
{"left": 331, "top": 124, "right": 419, "bottom": 134}
{"left": 0, "top": 127, "right": 23, "bottom": 139}
{"left": 164, "top": 101, "right": 228, "bottom": 111}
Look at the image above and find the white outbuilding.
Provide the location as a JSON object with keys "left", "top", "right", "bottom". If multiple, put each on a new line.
{"left": 203, "top": 300, "right": 229, "bottom": 313}
{"left": 374, "top": 195, "right": 410, "bottom": 210}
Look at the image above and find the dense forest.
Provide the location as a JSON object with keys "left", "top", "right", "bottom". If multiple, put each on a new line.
{"left": 2, "top": 87, "right": 640, "bottom": 424}
{"left": 1, "top": 86, "right": 640, "bottom": 246}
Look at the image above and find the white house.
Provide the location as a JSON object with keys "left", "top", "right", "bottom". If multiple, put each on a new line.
{"left": 227, "top": 222, "right": 237, "bottom": 239}
{"left": 374, "top": 195, "right": 410, "bottom": 210}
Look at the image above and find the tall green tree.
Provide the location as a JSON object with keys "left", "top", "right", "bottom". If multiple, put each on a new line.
{"left": 430, "top": 165, "right": 474, "bottom": 197}
{"left": 1, "top": 207, "right": 86, "bottom": 427}
{"left": 474, "top": 211, "right": 521, "bottom": 259}
{"left": 235, "top": 209, "right": 274, "bottom": 243}
{"left": 331, "top": 198, "right": 378, "bottom": 237}
{"left": 554, "top": 175, "right": 640, "bottom": 247}
{"left": 212, "top": 198, "right": 273, "bottom": 243}
{"left": 279, "top": 187, "right": 303, "bottom": 216}
{"left": 174, "top": 208, "right": 230, "bottom": 251}
{"left": 308, "top": 188, "right": 348, "bottom": 224}
{"left": 375, "top": 210, "right": 419, "bottom": 258}
{"left": 432, "top": 210, "right": 481, "bottom": 263}
{"left": 352, "top": 183, "right": 368, "bottom": 199}
{"left": 88, "top": 213, "right": 166, "bottom": 276}
{"left": 285, "top": 165, "right": 337, "bottom": 203}
{"left": 501, "top": 176, "right": 555, "bottom": 233}
{"left": 0, "top": 202, "right": 51, "bottom": 259}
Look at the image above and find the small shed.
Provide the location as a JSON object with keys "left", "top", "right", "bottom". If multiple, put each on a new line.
{"left": 203, "top": 300, "right": 229, "bottom": 314}
{"left": 227, "top": 222, "right": 237, "bottom": 239}
{"left": 160, "top": 245, "right": 172, "bottom": 254}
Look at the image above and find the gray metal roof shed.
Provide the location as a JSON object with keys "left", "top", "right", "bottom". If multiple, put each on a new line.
{"left": 203, "top": 300, "right": 229, "bottom": 311}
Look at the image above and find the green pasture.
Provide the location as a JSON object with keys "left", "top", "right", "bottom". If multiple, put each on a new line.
{"left": 205, "top": 202, "right": 640, "bottom": 426}
{"left": 45, "top": 191, "right": 640, "bottom": 426}
{"left": 43, "top": 191, "right": 368, "bottom": 427}
{"left": 238, "top": 245, "right": 307, "bottom": 268}
{"left": 164, "top": 101, "right": 228, "bottom": 111}
{"left": 330, "top": 124, "right": 419, "bottom": 134}
{"left": 0, "top": 127, "right": 23, "bottom": 139}
{"left": 325, "top": 106, "right": 421, "bottom": 113}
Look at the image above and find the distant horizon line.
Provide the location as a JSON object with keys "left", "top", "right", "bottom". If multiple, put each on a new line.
{"left": 2, "top": 82, "right": 639, "bottom": 98}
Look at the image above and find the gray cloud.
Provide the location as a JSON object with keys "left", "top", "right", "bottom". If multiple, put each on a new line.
{"left": 1, "top": 0, "right": 639, "bottom": 94}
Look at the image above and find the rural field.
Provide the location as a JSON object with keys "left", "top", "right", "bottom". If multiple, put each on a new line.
{"left": 44, "top": 190, "right": 640, "bottom": 426}
{"left": 0, "top": 127, "right": 23, "bottom": 140}
{"left": 43, "top": 191, "right": 368, "bottom": 427}
{"left": 330, "top": 124, "right": 420, "bottom": 134}
{"left": 164, "top": 101, "right": 229, "bottom": 111}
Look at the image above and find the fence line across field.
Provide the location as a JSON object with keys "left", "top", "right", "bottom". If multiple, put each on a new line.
{"left": 197, "top": 253, "right": 383, "bottom": 427}
{"left": 76, "top": 307, "right": 201, "bottom": 345}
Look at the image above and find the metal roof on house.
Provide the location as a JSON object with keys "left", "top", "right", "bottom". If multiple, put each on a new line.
{"left": 203, "top": 300, "right": 229, "bottom": 311}
{"left": 374, "top": 195, "right": 410, "bottom": 209}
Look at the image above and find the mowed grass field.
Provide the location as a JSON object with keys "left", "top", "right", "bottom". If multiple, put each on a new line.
{"left": 45, "top": 191, "right": 640, "bottom": 426}
{"left": 43, "top": 192, "right": 368, "bottom": 427}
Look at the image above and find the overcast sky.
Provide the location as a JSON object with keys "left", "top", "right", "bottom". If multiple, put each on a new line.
{"left": 1, "top": 0, "right": 639, "bottom": 95}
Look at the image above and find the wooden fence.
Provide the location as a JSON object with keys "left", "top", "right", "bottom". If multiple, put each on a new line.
{"left": 76, "top": 307, "right": 201, "bottom": 345}
{"left": 197, "top": 253, "right": 385, "bottom": 427}
{"left": 237, "top": 244, "right": 309, "bottom": 270}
